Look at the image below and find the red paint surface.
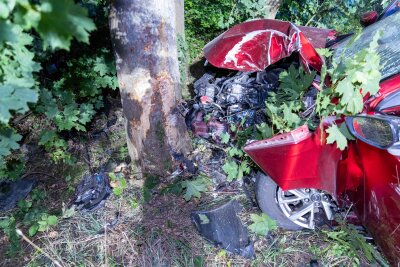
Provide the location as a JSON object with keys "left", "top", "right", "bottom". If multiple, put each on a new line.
{"left": 360, "top": 10, "right": 378, "bottom": 26}
{"left": 204, "top": 19, "right": 333, "bottom": 72}
{"left": 244, "top": 126, "right": 342, "bottom": 194}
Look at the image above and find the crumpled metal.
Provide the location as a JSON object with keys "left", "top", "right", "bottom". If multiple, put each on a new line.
{"left": 204, "top": 19, "right": 335, "bottom": 72}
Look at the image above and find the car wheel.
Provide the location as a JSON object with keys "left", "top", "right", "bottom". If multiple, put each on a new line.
{"left": 255, "top": 172, "right": 336, "bottom": 230}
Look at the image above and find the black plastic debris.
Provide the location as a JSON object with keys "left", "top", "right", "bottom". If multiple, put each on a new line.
{"left": 191, "top": 199, "right": 255, "bottom": 258}
{"left": 73, "top": 173, "right": 111, "bottom": 212}
{"left": 0, "top": 178, "right": 36, "bottom": 212}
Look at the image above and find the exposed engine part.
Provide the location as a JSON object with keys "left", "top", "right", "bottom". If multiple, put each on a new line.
{"left": 186, "top": 68, "right": 319, "bottom": 141}
{"left": 187, "top": 70, "right": 281, "bottom": 139}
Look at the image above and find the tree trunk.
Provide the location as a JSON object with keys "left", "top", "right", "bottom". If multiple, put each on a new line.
{"left": 109, "top": 0, "right": 191, "bottom": 178}
{"left": 265, "top": 0, "right": 283, "bottom": 19}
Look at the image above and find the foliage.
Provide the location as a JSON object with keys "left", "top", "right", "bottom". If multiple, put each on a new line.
{"left": 221, "top": 120, "right": 251, "bottom": 182}
{"left": 38, "top": 130, "right": 75, "bottom": 163}
{"left": 266, "top": 65, "right": 316, "bottom": 133}
{"left": 315, "top": 32, "right": 382, "bottom": 149}
{"left": 278, "top": 0, "right": 382, "bottom": 33}
{"left": 180, "top": 175, "right": 210, "bottom": 201}
{"left": 0, "top": 0, "right": 117, "bottom": 180}
{"left": 248, "top": 213, "right": 278, "bottom": 236}
{"left": 0, "top": 188, "right": 59, "bottom": 255}
{"left": 185, "top": 0, "right": 275, "bottom": 62}
{"left": 317, "top": 222, "right": 389, "bottom": 267}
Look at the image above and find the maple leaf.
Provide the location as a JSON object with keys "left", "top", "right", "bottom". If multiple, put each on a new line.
{"left": 326, "top": 124, "right": 348, "bottom": 151}
{"left": 222, "top": 160, "right": 238, "bottom": 181}
{"left": 181, "top": 176, "right": 209, "bottom": 201}
{"left": 37, "top": 0, "right": 96, "bottom": 50}
{"left": 248, "top": 213, "right": 277, "bottom": 236}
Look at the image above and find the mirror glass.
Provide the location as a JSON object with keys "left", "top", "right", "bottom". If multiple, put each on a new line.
{"left": 351, "top": 116, "right": 395, "bottom": 148}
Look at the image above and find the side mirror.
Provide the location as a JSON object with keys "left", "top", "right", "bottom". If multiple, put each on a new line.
{"left": 360, "top": 11, "right": 378, "bottom": 26}
{"left": 345, "top": 115, "right": 399, "bottom": 149}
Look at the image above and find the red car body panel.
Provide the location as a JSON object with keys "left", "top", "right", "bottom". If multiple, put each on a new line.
{"left": 368, "top": 73, "right": 400, "bottom": 113}
{"left": 204, "top": 19, "right": 334, "bottom": 72}
{"left": 353, "top": 141, "right": 400, "bottom": 265}
{"left": 244, "top": 125, "right": 342, "bottom": 195}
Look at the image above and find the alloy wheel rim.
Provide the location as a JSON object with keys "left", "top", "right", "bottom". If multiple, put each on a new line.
{"left": 276, "top": 188, "right": 336, "bottom": 229}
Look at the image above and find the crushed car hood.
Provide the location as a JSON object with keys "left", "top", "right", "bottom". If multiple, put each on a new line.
{"left": 204, "top": 19, "right": 335, "bottom": 72}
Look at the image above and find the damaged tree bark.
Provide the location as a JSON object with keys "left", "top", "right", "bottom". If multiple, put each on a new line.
{"left": 265, "top": 0, "right": 283, "bottom": 19}
{"left": 109, "top": 0, "right": 191, "bottom": 178}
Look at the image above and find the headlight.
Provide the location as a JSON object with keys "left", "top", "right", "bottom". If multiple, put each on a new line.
{"left": 345, "top": 115, "right": 400, "bottom": 149}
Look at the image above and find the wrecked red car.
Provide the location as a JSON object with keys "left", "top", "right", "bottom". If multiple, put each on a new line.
{"left": 189, "top": 1, "right": 400, "bottom": 265}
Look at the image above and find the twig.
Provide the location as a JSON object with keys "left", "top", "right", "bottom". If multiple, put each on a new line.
{"left": 104, "top": 222, "right": 108, "bottom": 267}
{"left": 16, "top": 229, "right": 64, "bottom": 267}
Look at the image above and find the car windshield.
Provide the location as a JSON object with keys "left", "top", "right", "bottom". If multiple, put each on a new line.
{"left": 333, "top": 11, "right": 400, "bottom": 80}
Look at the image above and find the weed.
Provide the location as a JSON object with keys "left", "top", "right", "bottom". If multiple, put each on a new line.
{"left": 109, "top": 172, "right": 127, "bottom": 197}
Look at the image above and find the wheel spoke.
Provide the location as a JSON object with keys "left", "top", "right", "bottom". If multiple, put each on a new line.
{"left": 280, "top": 195, "right": 304, "bottom": 204}
{"left": 289, "top": 203, "right": 314, "bottom": 221}
{"left": 288, "top": 189, "right": 308, "bottom": 199}
{"left": 322, "top": 200, "right": 334, "bottom": 220}
{"left": 308, "top": 206, "right": 315, "bottom": 229}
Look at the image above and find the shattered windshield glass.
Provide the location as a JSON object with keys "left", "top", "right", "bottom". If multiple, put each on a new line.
{"left": 333, "top": 11, "right": 400, "bottom": 80}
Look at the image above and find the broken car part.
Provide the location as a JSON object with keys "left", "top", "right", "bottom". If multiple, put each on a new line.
{"left": 191, "top": 199, "right": 255, "bottom": 258}
{"left": 0, "top": 178, "right": 36, "bottom": 212}
{"left": 73, "top": 172, "right": 111, "bottom": 212}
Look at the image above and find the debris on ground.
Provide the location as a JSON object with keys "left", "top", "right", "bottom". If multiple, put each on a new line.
{"left": 0, "top": 178, "right": 36, "bottom": 211}
{"left": 72, "top": 172, "right": 111, "bottom": 212}
{"left": 192, "top": 199, "right": 255, "bottom": 258}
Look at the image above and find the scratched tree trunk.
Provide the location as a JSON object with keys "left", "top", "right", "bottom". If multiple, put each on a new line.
{"left": 109, "top": 0, "right": 191, "bottom": 178}
{"left": 265, "top": 0, "right": 283, "bottom": 19}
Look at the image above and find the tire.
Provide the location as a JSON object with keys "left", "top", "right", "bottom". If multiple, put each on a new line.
{"left": 255, "top": 172, "right": 303, "bottom": 231}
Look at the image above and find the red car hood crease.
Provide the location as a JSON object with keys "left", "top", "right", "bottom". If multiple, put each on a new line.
{"left": 204, "top": 19, "right": 333, "bottom": 72}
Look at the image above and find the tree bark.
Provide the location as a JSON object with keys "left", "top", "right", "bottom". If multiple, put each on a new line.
{"left": 265, "top": 0, "right": 283, "bottom": 19}
{"left": 109, "top": 0, "right": 191, "bottom": 178}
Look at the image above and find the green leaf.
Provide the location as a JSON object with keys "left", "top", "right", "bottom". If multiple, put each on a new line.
{"left": 0, "top": 20, "right": 18, "bottom": 43}
{"left": 39, "top": 130, "right": 57, "bottom": 146}
{"left": 0, "top": 85, "right": 38, "bottom": 123}
{"left": 316, "top": 48, "right": 333, "bottom": 58}
{"left": 0, "top": 127, "right": 22, "bottom": 157}
{"left": 326, "top": 124, "right": 348, "bottom": 150}
{"left": 222, "top": 159, "right": 238, "bottom": 182}
{"left": 36, "top": 0, "right": 96, "bottom": 50}
{"left": 113, "top": 187, "right": 122, "bottom": 196}
{"left": 220, "top": 132, "right": 230, "bottom": 144}
{"left": 181, "top": 176, "right": 209, "bottom": 201}
{"left": 248, "top": 213, "right": 277, "bottom": 236}
{"left": 227, "top": 147, "right": 243, "bottom": 157}
{"left": 46, "top": 215, "right": 58, "bottom": 226}
{"left": 256, "top": 122, "right": 273, "bottom": 139}
{"left": 198, "top": 214, "right": 210, "bottom": 224}
{"left": 241, "top": 160, "right": 250, "bottom": 175}
{"left": 28, "top": 225, "right": 39, "bottom": 237}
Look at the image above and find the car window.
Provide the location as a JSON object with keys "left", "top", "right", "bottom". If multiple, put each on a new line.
{"left": 333, "top": 11, "right": 400, "bottom": 80}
